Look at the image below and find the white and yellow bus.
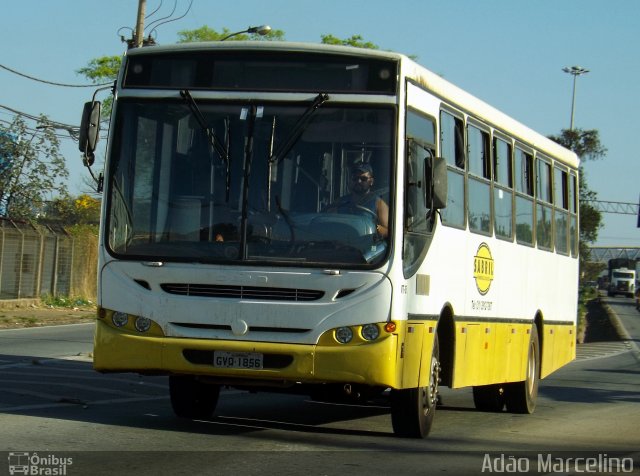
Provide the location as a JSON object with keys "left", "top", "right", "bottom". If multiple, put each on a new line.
{"left": 81, "top": 42, "right": 579, "bottom": 438}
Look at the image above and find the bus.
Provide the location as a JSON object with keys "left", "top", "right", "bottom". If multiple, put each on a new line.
{"left": 81, "top": 41, "right": 579, "bottom": 438}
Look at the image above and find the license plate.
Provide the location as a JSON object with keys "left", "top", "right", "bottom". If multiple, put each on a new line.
{"left": 213, "top": 351, "right": 263, "bottom": 370}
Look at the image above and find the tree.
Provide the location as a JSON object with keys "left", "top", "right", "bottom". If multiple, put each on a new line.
{"left": 0, "top": 116, "right": 69, "bottom": 220}
{"left": 548, "top": 128, "right": 606, "bottom": 279}
{"left": 547, "top": 129, "right": 607, "bottom": 161}
{"left": 320, "top": 34, "right": 379, "bottom": 49}
{"left": 44, "top": 193, "right": 101, "bottom": 225}
{"left": 177, "top": 25, "right": 285, "bottom": 43}
{"left": 76, "top": 56, "right": 121, "bottom": 84}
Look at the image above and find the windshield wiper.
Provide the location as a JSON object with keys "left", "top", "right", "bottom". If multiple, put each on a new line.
{"left": 180, "top": 89, "right": 231, "bottom": 201}
{"left": 268, "top": 93, "right": 329, "bottom": 164}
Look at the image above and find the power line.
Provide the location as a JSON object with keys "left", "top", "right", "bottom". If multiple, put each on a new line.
{"left": 0, "top": 104, "right": 79, "bottom": 140}
{"left": 0, "top": 63, "right": 111, "bottom": 88}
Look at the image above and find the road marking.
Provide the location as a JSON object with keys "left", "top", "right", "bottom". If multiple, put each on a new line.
{"left": 575, "top": 341, "right": 632, "bottom": 361}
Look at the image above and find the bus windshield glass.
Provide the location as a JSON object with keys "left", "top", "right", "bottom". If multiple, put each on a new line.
{"left": 107, "top": 99, "right": 394, "bottom": 267}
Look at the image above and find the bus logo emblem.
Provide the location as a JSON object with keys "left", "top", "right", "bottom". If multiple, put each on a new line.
{"left": 473, "top": 243, "right": 494, "bottom": 296}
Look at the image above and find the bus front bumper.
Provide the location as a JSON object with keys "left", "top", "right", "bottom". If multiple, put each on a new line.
{"left": 93, "top": 320, "right": 400, "bottom": 388}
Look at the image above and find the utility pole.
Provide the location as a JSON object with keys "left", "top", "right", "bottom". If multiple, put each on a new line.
{"left": 134, "top": 0, "right": 147, "bottom": 48}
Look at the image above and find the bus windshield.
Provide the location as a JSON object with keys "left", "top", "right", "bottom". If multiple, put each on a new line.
{"left": 107, "top": 98, "right": 394, "bottom": 267}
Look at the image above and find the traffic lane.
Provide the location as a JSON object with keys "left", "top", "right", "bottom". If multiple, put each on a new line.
{"left": 0, "top": 323, "right": 94, "bottom": 359}
{"left": 0, "top": 357, "right": 166, "bottom": 412}
{"left": 609, "top": 297, "right": 639, "bottom": 335}
{"left": 1, "top": 352, "right": 638, "bottom": 453}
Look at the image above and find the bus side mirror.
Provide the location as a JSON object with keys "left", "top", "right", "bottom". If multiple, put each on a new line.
{"left": 79, "top": 101, "right": 101, "bottom": 166}
{"left": 425, "top": 156, "right": 447, "bottom": 210}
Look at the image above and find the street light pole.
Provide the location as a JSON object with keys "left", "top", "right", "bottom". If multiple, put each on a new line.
{"left": 562, "top": 65, "right": 589, "bottom": 130}
{"left": 220, "top": 25, "right": 272, "bottom": 41}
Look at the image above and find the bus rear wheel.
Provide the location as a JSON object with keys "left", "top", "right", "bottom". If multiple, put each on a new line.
{"left": 504, "top": 325, "right": 539, "bottom": 414}
{"left": 390, "top": 335, "right": 440, "bottom": 438}
{"left": 169, "top": 375, "right": 221, "bottom": 419}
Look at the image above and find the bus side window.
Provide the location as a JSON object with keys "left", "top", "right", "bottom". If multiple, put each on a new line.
{"left": 514, "top": 147, "right": 534, "bottom": 245}
{"left": 493, "top": 136, "right": 513, "bottom": 240}
{"left": 467, "top": 124, "right": 491, "bottom": 235}
{"left": 536, "top": 157, "right": 553, "bottom": 251}
{"left": 404, "top": 109, "right": 436, "bottom": 277}
{"left": 554, "top": 166, "right": 569, "bottom": 254}
{"left": 440, "top": 110, "right": 465, "bottom": 228}
{"left": 569, "top": 173, "right": 578, "bottom": 256}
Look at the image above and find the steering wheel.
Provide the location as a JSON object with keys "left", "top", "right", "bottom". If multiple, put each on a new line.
{"left": 354, "top": 205, "right": 377, "bottom": 219}
{"left": 325, "top": 203, "right": 376, "bottom": 218}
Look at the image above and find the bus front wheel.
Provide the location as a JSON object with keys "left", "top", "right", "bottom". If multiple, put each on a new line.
{"left": 390, "top": 335, "right": 440, "bottom": 438}
{"left": 169, "top": 375, "right": 220, "bottom": 419}
{"left": 504, "top": 325, "right": 539, "bottom": 414}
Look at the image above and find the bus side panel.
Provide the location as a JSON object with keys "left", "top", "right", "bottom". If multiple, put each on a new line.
{"left": 400, "top": 322, "right": 425, "bottom": 388}
{"left": 398, "top": 321, "right": 437, "bottom": 389}
{"left": 491, "top": 323, "right": 523, "bottom": 383}
{"left": 451, "top": 321, "right": 530, "bottom": 388}
{"left": 540, "top": 322, "right": 576, "bottom": 378}
{"left": 418, "top": 323, "right": 437, "bottom": 388}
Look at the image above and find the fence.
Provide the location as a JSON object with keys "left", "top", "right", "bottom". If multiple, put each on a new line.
{"left": 0, "top": 218, "right": 97, "bottom": 301}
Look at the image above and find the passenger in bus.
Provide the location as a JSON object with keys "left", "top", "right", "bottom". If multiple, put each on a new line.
{"left": 326, "top": 162, "right": 389, "bottom": 238}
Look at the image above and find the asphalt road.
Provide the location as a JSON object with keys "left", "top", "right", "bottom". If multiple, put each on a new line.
{"left": 0, "top": 299, "right": 638, "bottom": 476}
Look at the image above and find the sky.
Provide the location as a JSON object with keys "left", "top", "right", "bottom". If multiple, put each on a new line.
{"left": 0, "top": 0, "right": 638, "bottom": 247}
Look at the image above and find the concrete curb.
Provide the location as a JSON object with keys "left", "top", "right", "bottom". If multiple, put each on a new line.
{"left": 600, "top": 298, "right": 640, "bottom": 360}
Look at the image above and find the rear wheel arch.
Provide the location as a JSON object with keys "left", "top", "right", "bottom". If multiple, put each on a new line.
{"left": 435, "top": 304, "right": 455, "bottom": 388}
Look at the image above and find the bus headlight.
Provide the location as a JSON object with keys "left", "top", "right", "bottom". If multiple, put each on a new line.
{"left": 134, "top": 316, "right": 152, "bottom": 333}
{"left": 361, "top": 324, "right": 380, "bottom": 341}
{"left": 335, "top": 327, "right": 353, "bottom": 344}
{"left": 112, "top": 311, "right": 129, "bottom": 327}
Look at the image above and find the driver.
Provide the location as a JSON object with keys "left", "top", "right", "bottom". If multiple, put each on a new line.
{"left": 327, "top": 163, "right": 389, "bottom": 238}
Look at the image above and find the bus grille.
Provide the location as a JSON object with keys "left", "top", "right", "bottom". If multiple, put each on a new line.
{"left": 160, "top": 283, "right": 324, "bottom": 301}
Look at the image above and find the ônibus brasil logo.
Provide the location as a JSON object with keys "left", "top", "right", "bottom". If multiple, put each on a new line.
{"left": 473, "top": 243, "right": 494, "bottom": 296}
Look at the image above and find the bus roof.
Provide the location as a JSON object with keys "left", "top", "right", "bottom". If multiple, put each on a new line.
{"left": 125, "top": 41, "right": 579, "bottom": 169}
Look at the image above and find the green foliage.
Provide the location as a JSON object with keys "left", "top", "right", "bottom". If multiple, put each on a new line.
{"left": 177, "top": 25, "right": 285, "bottom": 42}
{"left": 64, "top": 223, "right": 99, "bottom": 237}
{"left": 76, "top": 56, "right": 122, "bottom": 83}
{"left": 44, "top": 194, "right": 101, "bottom": 225}
{"left": 41, "top": 294, "right": 94, "bottom": 308}
{"left": 548, "top": 129, "right": 606, "bottom": 249}
{"left": 0, "top": 116, "right": 69, "bottom": 220}
{"left": 76, "top": 56, "right": 120, "bottom": 119}
{"left": 320, "top": 34, "right": 379, "bottom": 49}
{"left": 547, "top": 129, "right": 607, "bottom": 161}
{"left": 548, "top": 128, "right": 606, "bottom": 263}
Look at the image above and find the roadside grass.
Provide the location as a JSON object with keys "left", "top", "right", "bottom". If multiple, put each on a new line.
{"left": 40, "top": 294, "right": 95, "bottom": 309}
{"left": 0, "top": 295, "right": 97, "bottom": 329}
{"left": 0, "top": 315, "right": 41, "bottom": 327}
{"left": 577, "top": 286, "right": 598, "bottom": 343}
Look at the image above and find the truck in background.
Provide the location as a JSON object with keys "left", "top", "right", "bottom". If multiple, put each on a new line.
{"left": 607, "top": 258, "right": 636, "bottom": 298}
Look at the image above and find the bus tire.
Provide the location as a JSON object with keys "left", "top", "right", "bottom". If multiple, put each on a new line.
{"left": 504, "top": 325, "right": 539, "bottom": 414}
{"left": 169, "top": 375, "right": 220, "bottom": 419}
{"left": 472, "top": 384, "right": 505, "bottom": 412}
{"left": 390, "top": 334, "right": 439, "bottom": 438}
